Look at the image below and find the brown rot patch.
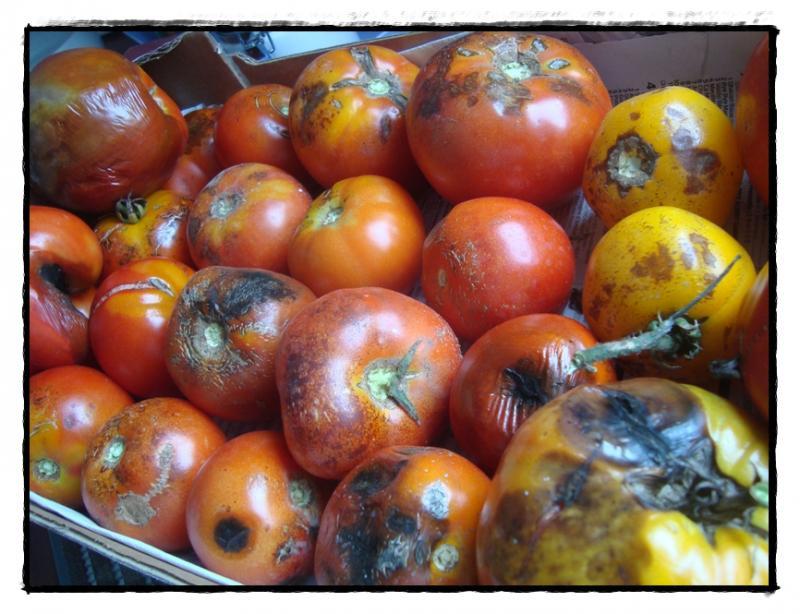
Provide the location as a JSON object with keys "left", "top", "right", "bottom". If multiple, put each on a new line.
{"left": 247, "top": 170, "right": 272, "bottom": 182}
{"left": 114, "top": 443, "right": 175, "bottom": 527}
{"left": 605, "top": 132, "right": 659, "bottom": 197}
{"left": 297, "top": 81, "right": 329, "bottom": 140}
{"left": 548, "top": 76, "right": 589, "bottom": 104}
{"left": 378, "top": 114, "right": 392, "bottom": 144}
{"left": 630, "top": 243, "right": 675, "bottom": 282}
{"left": 349, "top": 459, "right": 407, "bottom": 499}
{"left": 674, "top": 148, "right": 721, "bottom": 195}
{"left": 629, "top": 111, "right": 641, "bottom": 121}
{"left": 209, "top": 190, "right": 245, "bottom": 220}
{"left": 385, "top": 507, "right": 417, "bottom": 534}
{"left": 688, "top": 233, "right": 717, "bottom": 267}
{"left": 214, "top": 517, "right": 251, "bottom": 553}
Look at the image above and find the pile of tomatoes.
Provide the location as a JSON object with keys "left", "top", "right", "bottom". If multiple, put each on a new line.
{"left": 27, "top": 31, "right": 771, "bottom": 587}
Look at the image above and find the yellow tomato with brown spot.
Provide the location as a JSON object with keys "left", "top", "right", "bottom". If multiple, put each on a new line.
{"left": 582, "top": 86, "right": 743, "bottom": 228}
{"left": 581, "top": 207, "right": 755, "bottom": 384}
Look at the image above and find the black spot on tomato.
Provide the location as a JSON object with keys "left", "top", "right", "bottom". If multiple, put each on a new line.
{"left": 385, "top": 507, "right": 417, "bottom": 534}
{"left": 214, "top": 517, "right": 250, "bottom": 553}
{"left": 349, "top": 459, "right": 407, "bottom": 498}
{"left": 210, "top": 270, "right": 297, "bottom": 321}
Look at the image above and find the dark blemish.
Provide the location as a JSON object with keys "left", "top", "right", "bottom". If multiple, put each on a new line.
{"left": 348, "top": 460, "right": 407, "bottom": 498}
{"left": 601, "top": 282, "right": 616, "bottom": 298}
{"left": 501, "top": 360, "right": 549, "bottom": 420}
{"left": 684, "top": 175, "right": 706, "bottom": 195}
{"left": 214, "top": 517, "right": 250, "bottom": 553}
{"left": 275, "top": 538, "right": 300, "bottom": 563}
{"left": 385, "top": 507, "right": 417, "bottom": 534}
{"left": 671, "top": 127, "right": 696, "bottom": 151}
{"left": 688, "top": 233, "right": 717, "bottom": 267}
{"left": 467, "top": 95, "right": 478, "bottom": 107}
{"left": 414, "top": 540, "right": 431, "bottom": 566}
{"left": 335, "top": 520, "right": 382, "bottom": 585}
{"left": 548, "top": 58, "right": 570, "bottom": 70}
{"left": 605, "top": 131, "right": 659, "bottom": 197}
{"left": 378, "top": 114, "right": 392, "bottom": 144}
{"left": 554, "top": 456, "right": 594, "bottom": 508}
{"left": 548, "top": 77, "right": 589, "bottom": 105}
{"left": 415, "top": 44, "right": 458, "bottom": 119}
{"left": 674, "top": 148, "right": 721, "bottom": 195}
{"left": 350, "top": 45, "right": 378, "bottom": 74}
{"left": 297, "top": 81, "right": 329, "bottom": 144}
{"left": 38, "top": 263, "right": 68, "bottom": 293}
{"left": 209, "top": 190, "right": 245, "bottom": 219}
{"left": 375, "top": 536, "right": 411, "bottom": 578}
{"left": 629, "top": 112, "right": 640, "bottom": 121}
{"left": 587, "top": 294, "right": 607, "bottom": 322}
{"left": 630, "top": 243, "right": 675, "bottom": 282}
{"left": 463, "top": 72, "right": 480, "bottom": 93}
{"left": 484, "top": 75, "right": 532, "bottom": 115}
{"left": 207, "top": 270, "right": 296, "bottom": 322}
{"left": 247, "top": 170, "right": 271, "bottom": 182}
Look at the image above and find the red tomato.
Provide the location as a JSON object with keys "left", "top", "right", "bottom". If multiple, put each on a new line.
{"left": 81, "top": 397, "right": 225, "bottom": 551}
{"left": 738, "top": 264, "right": 770, "bottom": 419}
{"left": 29, "top": 366, "right": 133, "bottom": 507}
{"left": 289, "top": 45, "right": 421, "bottom": 189}
{"left": 165, "top": 267, "right": 316, "bottom": 422}
{"left": 407, "top": 32, "right": 611, "bottom": 209}
{"left": 187, "top": 163, "right": 311, "bottom": 272}
{"left": 186, "top": 431, "right": 327, "bottom": 584}
{"left": 276, "top": 287, "right": 462, "bottom": 480}
{"left": 421, "top": 197, "right": 575, "bottom": 342}
{"left": 288, "top": 175, "right": 425, "bottom": 295}
{"left": 89, "top": 257, "right": 194, "bottom": 398}
{"left": 165, "top": 106, "right": 222, "bottom": 200}
{"left": 449, "top": 314, "right": 616, "bottom": 474}
{"left": 30, "top": 48, "right": 186, "bottom": 214}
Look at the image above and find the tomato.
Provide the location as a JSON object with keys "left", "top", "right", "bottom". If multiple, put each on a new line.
{"left": 29, "top": 366, "right": 133, "bottom": 507}
{"left": 89, "top": 257, "right": 194, "bottom": 398}
{"left": 449, "top": 314, "right": 616, "bottom": 474}
{"left": 94, "top": 190, "right": 193, "bottom": 279}
{"left": 582, "top": 86, "right": 743, "bottom": 228}
{"left": 186, "top": 431, "right": 327, "bottom": 584}
{"left": 81, "top": 397, "right": 225, "bottom": 551}
{"left": 289, "top": 45, "right": 421, "bottom": 189}
{"left": 738, "top": 264, "right": 770, "bottom": 419}
{"left": 276, "top": 287, "right": 462, "bottom": 480}
{"left": 29, "top": 205, "right": 103, "bottom": 373}
{"left": 735, "top": 35, "right": 770, "bottom": 205}
{"left": 315, "top": 446, "right": 489, "bottom": 585}
{"left": 30, "top": 48, "right": 186, "bottom": 214}
{"left": 187, "top": 163, "right": 311, "bottom": 272}
{"left": 165, "top": 267, "right": 316, "bottom": 422}
{"left": 165, "top": 106, "right": 222, "bottom": 200}
{"left": 581, "top": 207, "right": 756, "bottom": 384}
{"left": 407, "top": 32, "right": 611, "bottom": 209}
{"left": 288, "top": 175, "right": 425, "bottom": 295}
{"left": 421, "top": 197, "right": 575, "bottom": 342}
{"left": 476, "top": 378, "right": 769, "bottom": 585}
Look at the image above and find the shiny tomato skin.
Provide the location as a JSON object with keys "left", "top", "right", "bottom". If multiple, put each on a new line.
{"left": 187, "top": 163, "right": 312, "bottom": 272}
{"left": 288, "top": 175, "right": 425, "bottom": 295}
{"left": 735, "top": 36, "right": 770, "bottom": 205}
{"left": 89, "top": 257, "right": 194, "bottom": 398}
{"left": 449, "top": 314, "right": 616, "bottom": 474}
{"left": 187, "top": 431, "right": 327, "bottom": 584}
{"left": 276, "top": 287, "right": 462, "bottom": 480}
{"left": 29, "top": 366, "right": 133, "bottom": 507}
{"left": 81, "top": 397, "right": 225, "bottom": 551}
{"left": 738, "top": 264, "right": 769, "bottom": 419}
{"left": 422, "top": 197, "right": 575, "bottom": 342}
{"left": 289, "top": 45, "right": 421, "bottom": 189}
{"left": 30, "top": 48, "right": 185, "bottom": 214}
{"left": 407, "top": 32, "right": 611, "bottom": 209}
{"left": 165, "top": 267, "right": 316, "bottom": 422}
{"left": 315, "top": 446, "right": 490, "bottom": 585}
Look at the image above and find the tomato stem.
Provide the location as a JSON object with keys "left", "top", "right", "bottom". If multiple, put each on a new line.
{"left": 115, "top": 194, "right": 147, "bottom": 224}
{"left": 362, "top": 340, "right": 422, "bottom": 425}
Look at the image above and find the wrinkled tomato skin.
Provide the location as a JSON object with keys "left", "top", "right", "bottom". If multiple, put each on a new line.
{"left": 276, "top": 287, "right": 462, "bottom": 480}
{"left": 29, "top": 206, "right": 103, "bottom": 373}
{"left": 315, "top": 446, "right": 489, "bottom": 586}
{"left": 165, "top": 106, "right": 222, "bottom": 200}
{"left": 187, "top": 163, "right": 311, "bottom": 272}
{"left": 165, "top": 267, "right": 316, "bottom": 422}
{"left": 735, "top": 36, "right": 770, "bottom": 205}
{"left": 422, "top": 197, "right": 575, "bottom": 342}
{"left": 30, "top": 48, "right": 185, "bottom": 214}
{"left": 94, "top": 190, "right": 193, "bottom": 279}
{"left": 288, "top": 175, "right": 425, "bottom": 295}
{"left": 289, "top": 45, "right": 421, "bottom": 189}
{"left": 738, "top": 264, "right": 770, "bottom": 419}
{"left": 89, "top": 257, "right": 194, "bottom": 398}
{"left": 29, "top": 366, "right": 133, "bottom": 507}
{"left": 407, "top": 32, "right": 611, "bottom": 209}
{"left": 187, "top": 431, "right": 327, "bottom": 584}
{"left": 81, "top": 397, "right": 225, "bottom": 551}
{"left": 449, "top": 314, "right": 616, "bottom": 474}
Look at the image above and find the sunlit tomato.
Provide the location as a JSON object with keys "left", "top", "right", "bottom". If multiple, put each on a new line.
{"left": 164, "top": 106, "right": 222, "bottom": 200}
{"left": 407, "top": 32, "right": 611, "bottom": 209}
{"left": 30, "top": 48, "right": 186, "bottom": 214}
{"left": 94, "top": 190, "right": 193, "bottom": 279}
{"left": 582, "top": 86, "right": 743, "bottom": 228}
{"left": 422, "top": 197, "right": 575, "bottom": 342}
{"left": 738, "top": 264, "right": 770, "bottom": 419}
{"left": 187, "top": 163, "right": 311, "bottom": 272}
{"left": 276, "top": 287, "right": 462, "bottom": 480}
{"left": 581, "top": 207, "right": 755, "bottom": 384}
{"left": 29, "top": 205, "right": 103, "bottom": 373}
{"left": 449, "top": 314, "right": 616, "bottom": 474}
{"left": 315, "top": 446, "right": 489, "bottom": 586}
{"left": 288, "top": 175, "right": 425, "bottom": 295}
{"left": 736, "top": 36, "right": 770, "bottom": 205}
{"left": 89, "top": 257, "right": 194, "bottom": 398}
{"left": 29, "top": 366, "right": 133, "bottom": 507}
{"left": 477, "top": 378, "right": 769, "bottom": 585}
{"left": 187, "top": 431, "right": 327, "bottom": 584}
{"left": 81, "top": 397, "right": 225, "bottom": 551}
{"left": 165, "top": 267, "right": 316, "bottom": 422}
{"left": 289, "top": 45, "right": 421, "bottom": 189}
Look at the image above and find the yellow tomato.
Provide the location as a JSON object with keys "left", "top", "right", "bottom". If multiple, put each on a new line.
{"left": 582, "top": 206, "right": 755, "bottom": 384}
{"left": 582, "top": 86, "right": 743, "bottom": 228}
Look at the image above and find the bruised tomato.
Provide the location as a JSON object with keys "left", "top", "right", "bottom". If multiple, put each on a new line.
{"left": 276, "top": 287, "right": 462, "bottom": 480}
{"left": 164, "top": 106, "right": 222, "bottom": 200}
{"left": 29, "top": 366, "right": 132, "bottom": 507}
{"left": 315, "top": 446, "right": 489, "bottom": 585}
{"left": 738, "top": 264, "right": 770, "bottom": 419}
{"left": 81, "top": 397, "right": 225, "bottom": 551}
{"left": 187, "top": 431, "right": 327, "bottom": 584}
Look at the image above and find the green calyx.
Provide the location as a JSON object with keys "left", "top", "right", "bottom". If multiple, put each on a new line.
{"left": 362, "top": 340, "right": 422, "bottom": 425}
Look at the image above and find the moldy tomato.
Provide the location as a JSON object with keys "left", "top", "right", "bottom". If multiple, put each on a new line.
{"left": 477, "top": 378, "right": 768, "bottom": 585}
{"left": 407, "top": 32, "right": 611, "bottom": 209}
{"left": 276, "top": 287, "right": 462, "bottom": 480}
{"left": 582, "top": 86, "right": 743, "bottom": 228}
{"left": 315, "top": 446, "right": 489, "bottom": 586}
